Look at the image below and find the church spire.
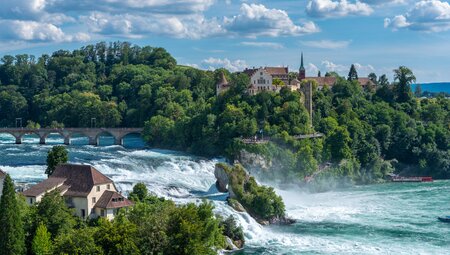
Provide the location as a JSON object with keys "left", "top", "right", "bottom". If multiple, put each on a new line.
{"left": 299, "top": 52, "right": 306, "bottom": 80}
{"left": 300, "top": 52, "right": 304, "bottom": 70}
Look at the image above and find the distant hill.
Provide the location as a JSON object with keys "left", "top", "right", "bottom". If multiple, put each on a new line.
{"left": 412, "top": 83, "right": 450, "bottom": 94}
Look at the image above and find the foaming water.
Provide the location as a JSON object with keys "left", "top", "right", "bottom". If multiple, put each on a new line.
{"left": 1, "top": 136, "right": 450, "bottom": 254}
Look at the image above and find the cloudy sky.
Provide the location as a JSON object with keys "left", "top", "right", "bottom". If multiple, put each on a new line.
{"left": 1, "top": 0, "right": 450, "bottom": 82}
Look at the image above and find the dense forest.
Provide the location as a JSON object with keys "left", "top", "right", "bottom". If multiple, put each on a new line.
{"left": 0, "top": 42, "right": 448, "bottom": 181}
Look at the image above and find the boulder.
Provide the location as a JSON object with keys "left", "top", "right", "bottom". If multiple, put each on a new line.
{"left": 214, "top": 164, "right": 230, "bottom": 192}
{"left": 228, "top": 198, "right": 246, "bottom": 212}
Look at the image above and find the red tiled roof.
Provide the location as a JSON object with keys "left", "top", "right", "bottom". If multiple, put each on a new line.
{"left": 242, "top": 68, "right": 258, "bottom": 76}
{"left": 94, "top": 190, "right": 134, "bottom": 209}
{"left": 22, "top": 177, "right": 67, "bottom": 197}
{"left": 304, "top": 77, "right": 375, "bottom": 87}
{"left": 51, "top": 164, "right": 113, "bottom": 197}
{"left": 264, "top": 67, "right": 288, "bottom": 75}
{"left": 305, "top": 77, "right": 337, "bottom": 86}
{"left": 0, "top": 169, "right": 6, "bottom": 178}
{"left": 357, "top": 78, "right": 376, "bottom": 87}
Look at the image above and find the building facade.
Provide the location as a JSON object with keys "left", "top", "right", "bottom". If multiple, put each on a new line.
{"left": 23, "top": 164, "right": 133, "bottom": 220}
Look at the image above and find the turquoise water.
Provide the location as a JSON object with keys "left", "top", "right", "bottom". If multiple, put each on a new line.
{"left": 412, "top": 83, "right": 450, "bottom": 94}
{"left": 1, "top": 134, "right": 449, "bottom": 254}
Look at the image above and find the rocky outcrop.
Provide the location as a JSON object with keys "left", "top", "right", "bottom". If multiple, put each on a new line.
{"left": 214, "top": 163, "right": 296, "bottom": 226}
{"left": 238, "top": 150, "right": 271, "bottom": 171}
{"left": 227, "top": 198, "right": 246, "bottom": 212}
{"left": 223, "top": 236, "right": 244, "bottom": 252}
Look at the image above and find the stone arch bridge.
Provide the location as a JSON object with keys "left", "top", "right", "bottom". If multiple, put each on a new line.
{"left": 0, "top": 128, "right": 143, "bottom": 146}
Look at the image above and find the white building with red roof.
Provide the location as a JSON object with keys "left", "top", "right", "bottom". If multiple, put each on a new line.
{"left": 23, "top": 164, "right": 134, "bottom": 220}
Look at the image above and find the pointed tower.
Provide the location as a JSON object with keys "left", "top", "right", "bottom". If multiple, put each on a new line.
{"left": 216, "top": 72, "right": 230, "bottom": 96}
{"left": 299, "top": 52, "right": 306, "bottom": 81}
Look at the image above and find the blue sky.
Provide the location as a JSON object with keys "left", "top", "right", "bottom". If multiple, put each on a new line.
{"left": 1, "top": 0, "right": 450, "bottom": 83}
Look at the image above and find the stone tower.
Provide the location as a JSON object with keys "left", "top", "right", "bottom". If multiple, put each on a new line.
{"left": 301, "top": 81, "right": 313, "bottom": 126}
{"left": 216, "top": 72, "right": 230, "bottom": 96}
{"left": 298, "top": 52, "right": 305, "bottom": 81}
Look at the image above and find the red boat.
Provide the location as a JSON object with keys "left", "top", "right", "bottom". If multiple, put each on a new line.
{"left": 391, "top": 176, "right": 433, "bottom": 182}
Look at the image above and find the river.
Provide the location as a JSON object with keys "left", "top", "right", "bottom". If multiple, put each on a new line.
{"left": 1, "top": 134, "right": 449, "bottom": 254}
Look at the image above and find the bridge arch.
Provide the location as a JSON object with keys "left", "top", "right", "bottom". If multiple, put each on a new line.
{"left": 95, "top": 131, "right": 116, "bottom": 146}
{"left": 0, "top": 132, "right": 18, "bottom": 144}
{"left": 119, "top": 132, "right": 145, "bottom": 147}
{"left": 67, "top": 132, "right": 91, "bottom": 146}
{"left": 42, "top": 132, "right": 66, "bottom": 145}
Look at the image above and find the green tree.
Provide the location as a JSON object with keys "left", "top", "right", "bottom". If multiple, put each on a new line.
{"left": 0, "top": 174, "right": 26, "bottom": 255}
{"left": 54, "top": 228, "right": 103, "bottom": 255}
{"left": 414, "top": 84, "right": 422, "bottom": 97}
{"left": 326, "top": 126, "right": 353, "bottom": 161}
{"left": 347, "top": 64, "right": 358, "bottom": 81}
{"left": 46, "top": 146, "right": 68, "bottom": 177}
{"left": 393, "top": 66, "right": 416, "bottom": 103}
{"left": 128, "top": 182, "right": 148, "bottom": 202}
{"left": 35, "top": 190, "right": 76, "bottom": 238}
{"left": 166, "top": 202, "right": 225, "bottom": 255}
{"left": 95, "top": 214, "right": 140, "bottom": 255}
{"left": 368, "top": 73, "right": 377, "bottom": 85}
{"left": 32, "top": 222, "right": 53, "bottom": 255}
{"left": 378, "top": 74, "right": 389, "bottom": 86}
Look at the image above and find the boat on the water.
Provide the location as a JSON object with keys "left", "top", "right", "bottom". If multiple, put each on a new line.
{"left": 389, "top": 174, "right": 433, "bottom": 182}
{"left": 438, "top": 216, "right": 450, "bottom": 223}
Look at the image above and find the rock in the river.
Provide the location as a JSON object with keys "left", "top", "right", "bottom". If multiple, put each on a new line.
{"left": 228, "top": 198, "right": 246, "bottom": 212}
{"left": 214, "top": 164, "right": 230, "bottom": 192}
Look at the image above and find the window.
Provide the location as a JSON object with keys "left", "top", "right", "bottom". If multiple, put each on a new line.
{"left": 107, "top": 184, "right": 110, "bottom": 190}
{"left": 260, "top": 72, "right": 263, "bottom": 75}
{"left": 96, "top": 186, "right": 100, "bottom": 192}
{"left": 92, "top": 197, "right": 96, "bottom": 204}
{"left": 29, "top": 198, "right": 33, "bottom": 204}
{"left": 101, "top": 209, "right": 105, "bottom": 217}
{"left": 81, "top": 209, "right": 86, "bottom": 218}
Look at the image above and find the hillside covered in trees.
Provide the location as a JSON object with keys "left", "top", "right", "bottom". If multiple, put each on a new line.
{"left": 0, "top": 42, "right": 448, "bottom": 181}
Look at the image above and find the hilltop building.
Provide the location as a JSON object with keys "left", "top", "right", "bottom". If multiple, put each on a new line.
{"left": 244, "top": 66, "right": 300, "bottom": 95}
{"left": 215, "top": 52, "right": 375, "bottom": 96}
{"left": 23, "top": 164, "right": 133, "bottom": 220}
{"left": 0, "top": 169, "right": 5, "bottom": 199}
{"left": 299, "top": 53, "right": 375, "bottom": 89}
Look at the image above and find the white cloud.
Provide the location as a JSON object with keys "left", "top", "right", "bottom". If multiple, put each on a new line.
{"left": 240, "top": 41, "right": 284, "bottom": 49}
{"left": 225, "top": 3, "right": 320, "bottom": 37}
{"left": 306, "top": 0, "right": 373, "bottom": 18}
{"left": 201, "top": 57, "right": 248, "bottom": 72}
{"left": 360, "top": 0, "right": 407, "bottom": 6}
{"left": 318, "top": 61, "right": 374, "bottom": 75}
{"left": 354, "top": 62, "right": 375, "bottom": 73}
{"left": 321, "top": 60, "right": 348, "bottom": 72}
{"left": 83, "top": 12, "right": 224, "bottom": 39}
{"left": 0, "top": 20, "right": 89, "bottom": 42}
{"left": 0, "top": 0, "right": 47, "bottom": 20}
{"left": 306, "top": 63, "right": 320, "bottom": 75}
{"left": 301, "top": 39, "right": 351, "bottom": 49}
{"left": 385, "top": 0, "right": 450, "bottom": 32}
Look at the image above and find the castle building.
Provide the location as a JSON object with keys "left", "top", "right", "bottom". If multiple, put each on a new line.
{"left": 298, "top": 53, "right": 375, "bottom": 90}
{"left": 244, "top": 67, "right": 300, "bottom": 95}
{"left": 215, "top": 52, "right": 375, "bottom": 96}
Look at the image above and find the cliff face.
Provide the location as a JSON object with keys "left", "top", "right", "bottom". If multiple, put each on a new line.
{"left": 237, "top": 149, "right": 272, "bottom": 171}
